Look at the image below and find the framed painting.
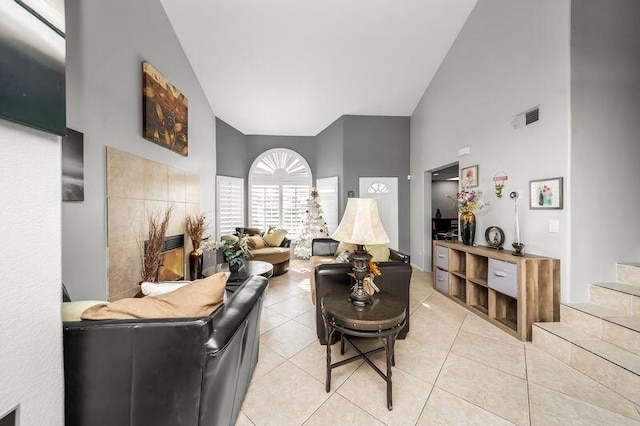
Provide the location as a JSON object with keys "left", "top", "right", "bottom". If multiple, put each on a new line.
{"left": 142, "top": 62, "right": 189, "bottom": 156}
{"left": 461, "top": 164, "right": 478, "bottom": 188}
{"left": 530, "top": 177, "right": 563, "bottom": 209}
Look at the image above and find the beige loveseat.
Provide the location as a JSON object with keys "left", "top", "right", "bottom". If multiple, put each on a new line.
{"left": 235, "top": 227, "right": 291, "bottom": 276}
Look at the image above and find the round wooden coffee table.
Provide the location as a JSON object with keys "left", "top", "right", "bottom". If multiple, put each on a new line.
{"left": 321, "top": 291, "right": 406, "bottom": 410}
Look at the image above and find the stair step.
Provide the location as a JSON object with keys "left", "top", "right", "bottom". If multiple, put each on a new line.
{"left": 617, "top": 262, "right": 640, "bottom": 286}
{"left": 560, "top": 303, "right": 640, "bottom": 355}
{"left": 592, "top": 281, "right": 640, "bottom": 297}
{"left": 533, "top": 322, "right": 640, "bottom": 405}
{"left": 590, "top": 282, "right": 640, "bottom": 316}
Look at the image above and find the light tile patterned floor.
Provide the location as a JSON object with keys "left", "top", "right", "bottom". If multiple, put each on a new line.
{"left": 238, "top": 260, "right": 640, "bottom": 425}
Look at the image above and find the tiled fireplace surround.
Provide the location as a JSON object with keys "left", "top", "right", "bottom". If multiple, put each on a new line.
{"left": 106, "top": 147, "right": 200, "bottom": 301}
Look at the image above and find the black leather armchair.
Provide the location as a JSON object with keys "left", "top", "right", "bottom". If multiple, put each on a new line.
{"left": 63, "top": 276, "right": 268, "bottom": 426}
{"left": 311, "top": 238, "right": 412, "bottom": 344}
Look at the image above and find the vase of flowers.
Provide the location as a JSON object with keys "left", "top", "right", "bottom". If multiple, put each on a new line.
{"left": 186, "top": 213, "right": 208, "bottom": 280}
{"left": 450, "top": 187, "right": 487, "bottom": 246}
{"left": 222, "top": 235, "right": 252, "bottom": 272}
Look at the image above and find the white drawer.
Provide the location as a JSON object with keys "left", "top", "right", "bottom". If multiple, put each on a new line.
{"left": 435, "top": 246, "right": 449, "bottom": 270}
{"left": 435, "top": 268, "right": 449, "bottom": 293}
{"left": 488, "top": 259, "right": 518, "bottom": 299}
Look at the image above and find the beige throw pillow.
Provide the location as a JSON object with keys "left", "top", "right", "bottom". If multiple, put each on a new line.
{"left": 334, "top": 241, "right": 356, "bottom": 256}
{"left": 81, "top": 272, "right": 228, "bottom": 320}
{"left": 247, "top": 234, "right": 267, "bottom": 249}
{"left": 365, "top": 244, "right": 390, "bottom": 262}
{"left": 263, "top": 229, "right": 288, "bottom": 247}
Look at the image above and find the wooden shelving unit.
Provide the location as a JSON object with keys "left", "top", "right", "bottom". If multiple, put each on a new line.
{"left": 432, "top": 240, "right": 560, "bottom": 341}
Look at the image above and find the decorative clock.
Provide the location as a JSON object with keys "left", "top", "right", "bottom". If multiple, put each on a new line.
{"left": 485, "top": 226, "right": 505, "bottom": 249}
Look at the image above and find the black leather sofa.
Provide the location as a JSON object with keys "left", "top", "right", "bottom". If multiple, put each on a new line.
{"left": 311, "top": 238, "right": 412, "bottom": 344}
{"left": 63, "top": 276, "right": 268, "bottom": 426}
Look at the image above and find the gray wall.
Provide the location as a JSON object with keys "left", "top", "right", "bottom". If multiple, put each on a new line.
{"left": 64, "top": 0, "right": 217, "bottom": 300}
{"left": 410, "top": 0, "right": 571, "bottom": 300}
{"left": 343, "top": 116, "right": 411, "bottom": 254}
{"left": 570, "top": 0, "right": 640, "bottom": 301}
{"left": 216, "top": 117, "right": 248, "bottom": 178}
{"left": 316, "top": 116, "right": 344, "bottom": 211}
{"left": 432, "top": 181, "right": 458, "bottom": 218}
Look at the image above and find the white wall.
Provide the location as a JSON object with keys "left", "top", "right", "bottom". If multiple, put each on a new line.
{"left": 431, "top": 181, "right": 458, "bottom": 218}
{"left": 570, "top": 0, "right": 640, "bottom": 301}
{"left": 410, "top": 0, "right": 571, "bottom": 301}
{"left": 64, "top": 0, "right": 217, "bottom": 300}
{"left": 0, "top": 120, "right": 63, "bottom": 424}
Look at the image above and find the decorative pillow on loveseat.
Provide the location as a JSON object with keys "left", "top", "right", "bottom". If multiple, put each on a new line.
{"left": 81, "top": 272, "right": 228, "bottom": 320}
{"left": 263, "top": 229, "right": 288, "bottom": 247}
{"left": 247, "top": 234, "right": 267, "bottom": 249}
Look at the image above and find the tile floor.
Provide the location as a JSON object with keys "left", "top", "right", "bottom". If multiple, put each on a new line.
{"left": 237, "top": 260, "right": 640, "bottom": 425}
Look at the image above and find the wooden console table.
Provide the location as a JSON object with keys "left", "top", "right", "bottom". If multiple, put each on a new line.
{"left": 433, "top": 241, "right": 560, "bottom": 341}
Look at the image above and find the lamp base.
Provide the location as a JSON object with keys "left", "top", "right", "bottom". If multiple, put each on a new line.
{"left": 348, "top": 244, "right": 373, "bottom": 306}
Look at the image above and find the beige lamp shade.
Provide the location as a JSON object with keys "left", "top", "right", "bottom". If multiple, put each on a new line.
{"left": 331, "top": 198, "right": 390, "bottom": 245}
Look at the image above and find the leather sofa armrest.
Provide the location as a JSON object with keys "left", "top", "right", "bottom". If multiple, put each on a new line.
{"left": 312, "top": 238, "right": 339, "bottom": 256}
{"left": 390, "top": 248, "right": 410, "bottom": 264}
{"left": 204, "top": 276, "right": 268, "bottom": 354}
{"left": 280, "top": 238, "right": 291, "bottom": 248}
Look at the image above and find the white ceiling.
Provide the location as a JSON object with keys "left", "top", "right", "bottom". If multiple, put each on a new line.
{"left": 161, "top": 0, "right": 477, "bottom": 136}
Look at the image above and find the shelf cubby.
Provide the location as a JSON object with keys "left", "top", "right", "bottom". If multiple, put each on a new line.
{"left": 449, "top": 249, "right": 467, "bottom": 277}
{"left": 490, "top": 289, "right": 518, "bottom": 332}
{"left": 467, "top": 253, "right": 488, "bottom": 286}
{"left": 449, "top": 274, "right": 466, "bottom": 303}
{"left": 467, "top": 281, "right": 489, "bottom": 315}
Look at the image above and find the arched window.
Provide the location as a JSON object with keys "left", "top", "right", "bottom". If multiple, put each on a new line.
{"left": 367, "top": 182, "right": 390, "bottom": 194}
{"left": 248, "top": 148, "right": 312, "bottom": 238}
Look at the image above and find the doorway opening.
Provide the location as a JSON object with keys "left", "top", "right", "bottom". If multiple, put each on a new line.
{"left": 423, "top": 163, "right": 458, "bottom": 269}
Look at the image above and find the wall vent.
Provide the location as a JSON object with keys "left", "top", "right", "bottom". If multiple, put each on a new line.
{"left": 512, "top": 106, "right": 540, "bottom": 129}
{"left": 525, "top": 107, "right": 539, "bottom": 125}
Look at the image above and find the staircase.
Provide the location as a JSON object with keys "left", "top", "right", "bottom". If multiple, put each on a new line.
{"left": 532, "top": 262, "right": 640, "bottom": 405}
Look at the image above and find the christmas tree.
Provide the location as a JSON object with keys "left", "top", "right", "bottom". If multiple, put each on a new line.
{"left": 294, "top": 188, "right": 330, "bottom": 259}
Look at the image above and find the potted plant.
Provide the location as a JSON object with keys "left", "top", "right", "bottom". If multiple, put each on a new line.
{"left": 221, "top": 234, "right": 252, "bottom": 272}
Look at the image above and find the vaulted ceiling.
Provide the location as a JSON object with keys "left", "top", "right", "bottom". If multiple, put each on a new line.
{"left": 161, "top": 0, "right": 477, "bottom": 136}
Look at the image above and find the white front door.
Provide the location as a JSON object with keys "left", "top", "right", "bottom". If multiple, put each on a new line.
{"left": 359, "top": 177, "right": 399, "bottom": 250}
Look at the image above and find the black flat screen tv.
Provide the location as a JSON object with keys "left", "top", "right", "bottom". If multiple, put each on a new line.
{"left": 0, "top": 0, "right": 66, "bottom": 136}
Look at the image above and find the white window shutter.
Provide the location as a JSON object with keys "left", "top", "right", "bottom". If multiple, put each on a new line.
{"left": 216, "top": 176, "right": 244, "bottom": 238}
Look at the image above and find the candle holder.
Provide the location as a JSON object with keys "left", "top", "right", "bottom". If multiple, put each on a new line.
{"left": 512, "top": 242, "right": 525, "bottom": 257}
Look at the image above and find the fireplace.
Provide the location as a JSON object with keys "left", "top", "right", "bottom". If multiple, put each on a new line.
{"left": 145, "top": 234, "right": 185, "bottom": 281}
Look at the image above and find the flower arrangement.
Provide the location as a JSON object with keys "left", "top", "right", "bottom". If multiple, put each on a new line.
{"left": 450, "top": 187, "right": 488, "bottom": 214}
{"left": 221, "top": 235, "right": 252, "bottom": 261}
{"left": 186, "top": 212, "right": 208, "bottom": 247}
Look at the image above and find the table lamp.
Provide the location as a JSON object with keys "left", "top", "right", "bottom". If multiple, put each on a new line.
{"left": 331, "top": 198, "right": 390, "bottom": 306}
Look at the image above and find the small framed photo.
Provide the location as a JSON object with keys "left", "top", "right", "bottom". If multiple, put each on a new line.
{"left": 461, "top": 164, "right": 478, "bottom": 188}
{"left": 529, "top": 177, "right": 563, "bottom": 209}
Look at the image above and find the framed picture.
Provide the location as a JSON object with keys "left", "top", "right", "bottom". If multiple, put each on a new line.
{"left": 530, "top": 177, "right": 563, "bottom": 209}
{"left": 461, "top": 164, "right": 478, "bottom": 187}
{"left": 142, "top": 62, "right": 189, "bottom": 156}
